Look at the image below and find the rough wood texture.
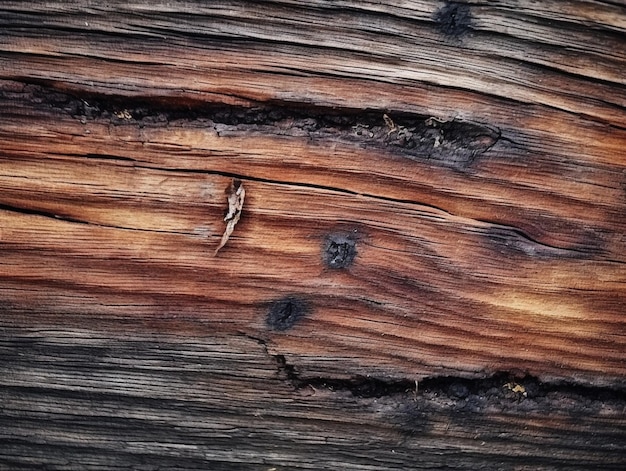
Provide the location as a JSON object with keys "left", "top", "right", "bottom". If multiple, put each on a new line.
{"left": 1, "top": 1, "right": 625, "bottom": 469}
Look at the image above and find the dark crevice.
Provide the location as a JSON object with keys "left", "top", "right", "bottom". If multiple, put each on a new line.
{"left": 46, "top": 151, "right": 138, "bottom": 163}
{"left": 16, "top": 69, "right": 620, "bottom": 148}
{"left": 481, "top": 223, "right": 605, "bottom": 258}
{"left": 83, "top": 153, "right": 137, "bottom": 162}
{"left": 6, "top": 80, "right": 501, "bottom": 170}
{"left": 0, "top": 203, "right": 189, "bottom": 236}
{"left": 272, "top": 353, "right": 626, "bottom": 406}
{"left": 0, "top": 203, "right": 92, "bottom": 226}
{"left": 274, "top": 354, "right": 300, "bottom": 384}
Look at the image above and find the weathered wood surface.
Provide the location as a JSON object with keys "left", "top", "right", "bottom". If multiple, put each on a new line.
{"left": 1, "top": 1, "right": 625, "bottom": 469}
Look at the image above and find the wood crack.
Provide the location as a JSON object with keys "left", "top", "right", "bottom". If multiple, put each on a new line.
{"left": 238, "top": 332, "right": 626, "bottom": 408}
{"left": 10, "top": 80, "right": 501, "bottom": 168}
{"left": 0, "top": 203, "right": 189, "bottom": 236}
{"left": 275, "top": 353, "right": 626, "bottom": 407}
{"left": 481, "top": 223, "right": 606, "bottom": 259}
{"left": 135, "top": 164, "right": 456, "bottom": 220}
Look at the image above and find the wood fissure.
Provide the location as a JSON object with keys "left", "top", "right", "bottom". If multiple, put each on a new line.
{"left": 7, "top": 80, "right": 502, "bottom": 168}
{"left": 273, "top": 347, "right": 626, "bottom": 403}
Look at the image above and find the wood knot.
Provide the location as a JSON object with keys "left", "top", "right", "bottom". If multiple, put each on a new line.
{"left": 266, "top": 296, "right": 310, "bottom": 331}
{"left": 323, "top": 234, "right": 357, "bottom": 269}
{"left": 435, "top": 2, "right": 471, "bottom": 38}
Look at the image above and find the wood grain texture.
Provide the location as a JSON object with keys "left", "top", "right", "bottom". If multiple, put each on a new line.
{"left": 1, "top": 0, "right": 625, "bottom": 469}
{"left": 2, "top": 327, "right": 626, "bottom": 470}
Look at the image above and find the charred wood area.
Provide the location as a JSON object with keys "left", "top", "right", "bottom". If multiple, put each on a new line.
{"left": 1, "top": 1, "right": 625, "bottom": 469}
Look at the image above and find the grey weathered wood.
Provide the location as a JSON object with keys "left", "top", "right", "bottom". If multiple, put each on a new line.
{"left": 2, "top": 327, "right": 625, "bottom": 470}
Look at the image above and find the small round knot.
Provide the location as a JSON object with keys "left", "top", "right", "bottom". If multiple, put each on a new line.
{"left": 266, "top": 296, "right": 310, "bottom": 331}
{"left": 323, "top": 234, "right": 357, "bottom": 269}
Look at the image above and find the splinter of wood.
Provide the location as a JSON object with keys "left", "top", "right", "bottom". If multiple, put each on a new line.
{"left": 214, "top": 178, "right": 245, "bottom": 255}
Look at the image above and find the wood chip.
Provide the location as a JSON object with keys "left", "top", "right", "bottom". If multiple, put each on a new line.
{"left": 214, "top": 178, "right": 245, "bottom": 256}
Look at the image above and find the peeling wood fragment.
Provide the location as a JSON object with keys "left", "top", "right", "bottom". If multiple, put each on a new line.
{"left": 214, "top": 178, "right": 245, "bottom": 256}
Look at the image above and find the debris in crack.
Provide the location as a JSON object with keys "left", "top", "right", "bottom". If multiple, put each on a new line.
{"left": 274, "top": 365, "right": 626, "bottom": 409}
{"left": 9, "top": 81, "right": 501, "bottom": 170}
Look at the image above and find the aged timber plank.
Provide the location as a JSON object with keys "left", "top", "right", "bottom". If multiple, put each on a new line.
{"left": 1, "top": 0, "right": 625, "bottom": 469}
